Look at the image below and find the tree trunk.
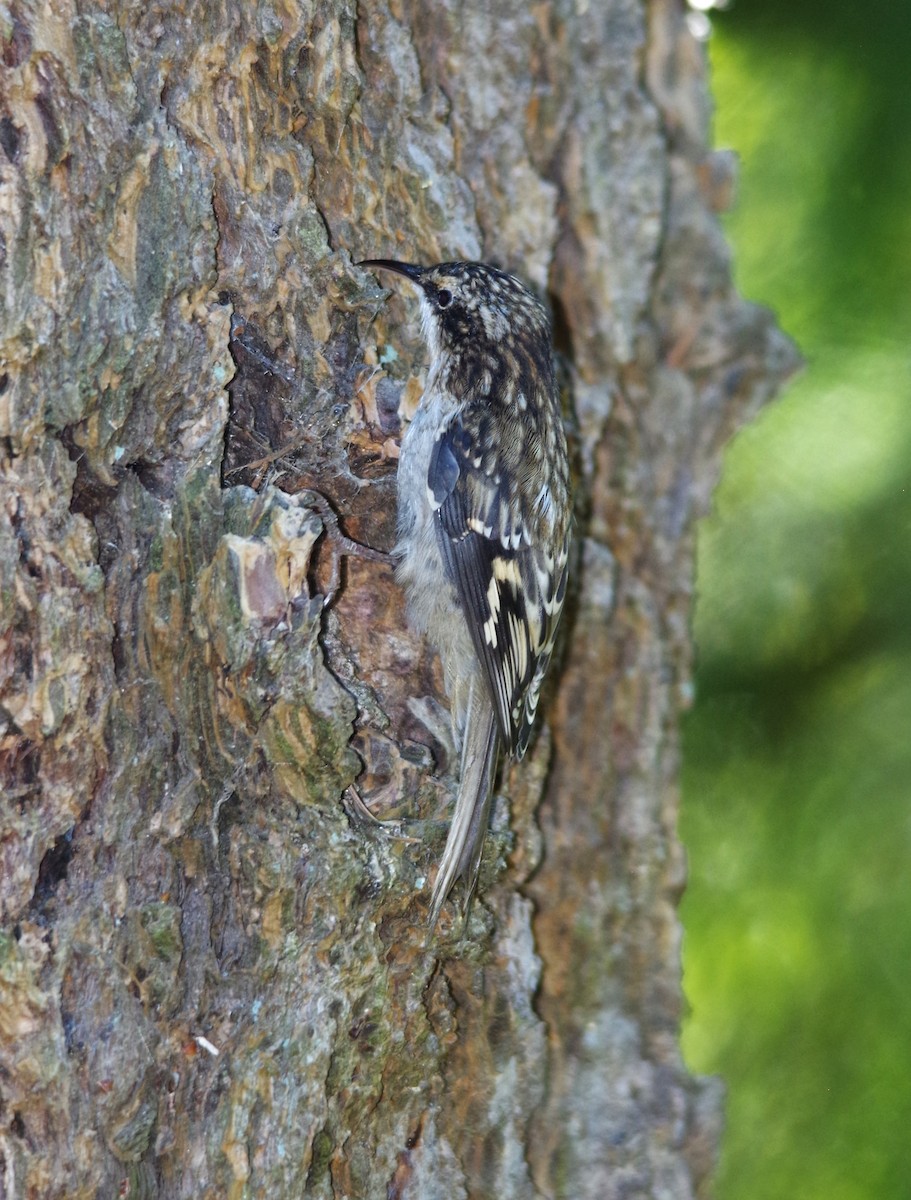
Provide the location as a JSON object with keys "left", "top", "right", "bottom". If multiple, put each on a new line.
{"left": 0, "top": 1, "right": 795, "bottom": 1197}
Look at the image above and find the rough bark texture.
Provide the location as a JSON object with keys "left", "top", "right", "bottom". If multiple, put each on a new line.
{"left": 0, "top": 1, "right": 795, "bottom": 1197}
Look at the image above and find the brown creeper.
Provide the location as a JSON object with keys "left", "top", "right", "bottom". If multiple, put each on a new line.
{"left": 361, "top": 259, "right": 571, "bottom": 926}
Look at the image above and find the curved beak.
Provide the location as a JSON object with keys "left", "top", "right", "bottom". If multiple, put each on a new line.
{"left": 359, "top": 259, "right": 425, "bottom": 282}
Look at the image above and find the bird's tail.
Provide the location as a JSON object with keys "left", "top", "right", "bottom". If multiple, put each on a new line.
{"left": 428, "top": 682, "right": 500, "bottom": 930}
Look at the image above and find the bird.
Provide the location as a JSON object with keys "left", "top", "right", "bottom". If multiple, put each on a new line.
{"left": 360, "top": 258, "right": 571, "bottom": 928}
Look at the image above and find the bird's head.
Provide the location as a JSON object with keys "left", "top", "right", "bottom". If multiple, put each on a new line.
{"left": 360, "top": 259, "right": 550, "bottom": 372}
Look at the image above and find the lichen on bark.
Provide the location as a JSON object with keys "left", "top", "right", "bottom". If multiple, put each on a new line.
{"left": 0, "top": 1, "right": 796, "bottom": 1197}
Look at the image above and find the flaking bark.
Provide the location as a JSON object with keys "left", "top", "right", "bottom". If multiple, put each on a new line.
{"left": 0, "top": 2, "right": 796, "bottom": 1197}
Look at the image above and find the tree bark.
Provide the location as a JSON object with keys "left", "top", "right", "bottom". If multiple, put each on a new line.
{"left": 0, "top": 1, "right": 795, "bottom": 1197}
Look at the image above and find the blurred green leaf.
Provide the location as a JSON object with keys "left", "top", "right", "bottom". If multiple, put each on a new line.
{"left": 681, "top": 3, "right": 911, "bottom": 1198}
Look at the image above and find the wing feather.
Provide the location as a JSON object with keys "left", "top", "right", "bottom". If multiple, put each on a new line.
{"left": 428, "top": 407, "right": 568, "bottom": 757}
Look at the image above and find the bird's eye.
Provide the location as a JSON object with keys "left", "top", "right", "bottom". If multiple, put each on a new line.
{"left": 436, "top": 289, "right": 453, "bottom": 309}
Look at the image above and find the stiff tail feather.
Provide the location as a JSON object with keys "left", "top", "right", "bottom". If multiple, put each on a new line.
{"left": 428, "top": 683, "right": 500, "bottom": 929}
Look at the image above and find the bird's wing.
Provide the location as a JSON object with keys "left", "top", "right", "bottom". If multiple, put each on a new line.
{"left": 428, "top": 406, "right": 568, "bottom": 757}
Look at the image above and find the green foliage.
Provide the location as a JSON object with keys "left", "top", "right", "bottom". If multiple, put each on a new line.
{"left": 681, "top": 2, "right": 911, "bottom": 1197}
